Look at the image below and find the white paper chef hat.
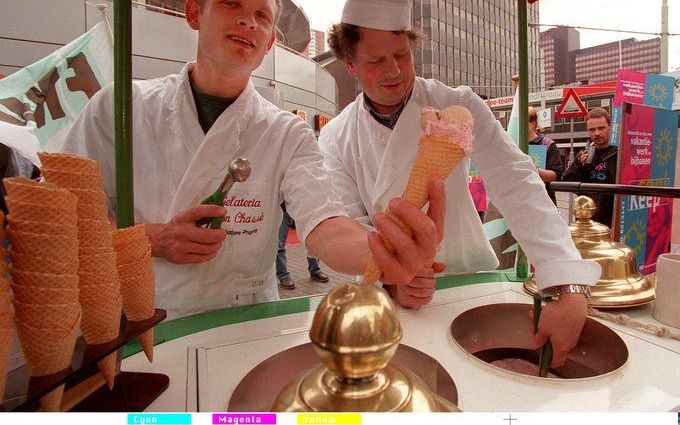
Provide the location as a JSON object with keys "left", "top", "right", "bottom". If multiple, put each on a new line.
{"left": 341, "top": 0, "right": 412, "bottom": 31}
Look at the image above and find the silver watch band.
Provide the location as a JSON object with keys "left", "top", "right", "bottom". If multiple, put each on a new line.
{"left": 544, "top": 284, "right": 591, "bottom": 299}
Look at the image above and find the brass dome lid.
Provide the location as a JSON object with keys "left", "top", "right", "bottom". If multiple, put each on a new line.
{"left": 308, "top": 282, "right": 402, "bottom": 379}
{"left": 524, "top": 196, "right": 654, "bottom": 308}
{"left": 271, "top": 283, "right": 460, "bottom": 412}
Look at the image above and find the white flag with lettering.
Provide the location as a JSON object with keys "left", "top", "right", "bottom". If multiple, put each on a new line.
{"left": 0, "top": 21, "right": 113, "bottom": 165}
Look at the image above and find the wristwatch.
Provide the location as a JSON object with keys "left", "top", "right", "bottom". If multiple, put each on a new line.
{"left": 543, "top": 284, "right": 591, "bottom": 300}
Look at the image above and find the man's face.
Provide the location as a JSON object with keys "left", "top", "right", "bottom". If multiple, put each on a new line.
{"left": 345, "top": 28, "right": 416, "bottom": 114}
{"left": 587, "top": 117, "right": 610, "bottom": 148}
{"left": 186, "top": 0, "right": 277, "bottom": 74}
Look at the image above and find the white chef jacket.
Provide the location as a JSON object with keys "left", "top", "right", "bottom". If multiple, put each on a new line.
{"left": 62, "top": 63, "right": 346, "bottom": 319}
{"left": 318, "top": 77, "right": 601, "bottom": 291}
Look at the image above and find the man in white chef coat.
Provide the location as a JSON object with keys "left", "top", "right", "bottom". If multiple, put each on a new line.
{"left": 318, "top": 0, "right": 601, "bottom": 368}
{"left": 62, "top": 0, "right": 445, "bottom": 320}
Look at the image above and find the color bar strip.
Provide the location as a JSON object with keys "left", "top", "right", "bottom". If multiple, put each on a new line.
{"left": 297, "top": 414, "right": 362, "bottom": 425}
{"left": 127, "top": 414, "right": 192, "bottom": 425}
{"left": 212, "top": 414, "right": 277, "bottom": 424}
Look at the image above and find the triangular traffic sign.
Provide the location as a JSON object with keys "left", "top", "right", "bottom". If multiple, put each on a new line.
{"left": 555, "top": 88, "right": 588, "bottom": 119}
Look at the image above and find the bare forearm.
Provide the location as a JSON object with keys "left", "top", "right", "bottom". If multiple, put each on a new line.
{"left": 538, "top": 168, "right": 557, "bottom": 182}
{"left": 306, "top": 216, "right": 370, "bottom": 275}
{"left": 145, "top": 222, "right": 166, "bottom": 258}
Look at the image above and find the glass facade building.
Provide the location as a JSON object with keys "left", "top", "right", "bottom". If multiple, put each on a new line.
{"left": 412, "top": 0, "right": 541, "bottom": 99}
{"left": 574, "top": 38, "right": 661, "bottom": 84}
{"left": 539, "top": 26, "right": 579, "bottom": 89}
{"left": 540, "top": 26, "right": 661, "bottom": 87}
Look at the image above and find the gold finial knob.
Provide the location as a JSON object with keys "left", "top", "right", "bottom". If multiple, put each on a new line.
{"left": 309, "top": 283, "right": 402, "bottom": 380}
{"left": 572, "top": 195, "right": 597, "bottom": 220}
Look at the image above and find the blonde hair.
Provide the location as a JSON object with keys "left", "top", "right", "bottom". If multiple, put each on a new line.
{"left": 528, "top": 106, "right": 537, "bottom": 124}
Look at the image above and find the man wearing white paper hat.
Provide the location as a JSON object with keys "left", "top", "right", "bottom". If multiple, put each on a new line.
{"left": 318, "top": 0, "right": 602, "bottom": 368}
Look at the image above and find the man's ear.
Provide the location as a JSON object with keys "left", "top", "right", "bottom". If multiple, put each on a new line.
{"left": 267, "top": 31, "right": 276, "bottom": 51}
{"left": 345, "top": 60, "right": 357, "bottom": 77}
{"left": 185, "top": 0, "right": 201, "bottom": 30}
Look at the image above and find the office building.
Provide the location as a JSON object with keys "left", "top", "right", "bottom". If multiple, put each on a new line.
{"left": 412, "top": 0, "right": 541, "bottom": 99}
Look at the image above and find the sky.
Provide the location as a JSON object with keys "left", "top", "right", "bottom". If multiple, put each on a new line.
{"left": 292, "top": 0, "right": 680, "bottom": 72}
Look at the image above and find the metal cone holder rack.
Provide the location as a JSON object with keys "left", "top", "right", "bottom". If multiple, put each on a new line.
{"left": 2, "top": 309, "right": 168, "bottom": 412}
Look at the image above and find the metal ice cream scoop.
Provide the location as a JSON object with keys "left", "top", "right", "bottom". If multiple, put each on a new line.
{"left": 196, "top": 157, "right": 251, "bottom": 229}
{"left": 217, "top": 157, "right": 251, "bottom": 195}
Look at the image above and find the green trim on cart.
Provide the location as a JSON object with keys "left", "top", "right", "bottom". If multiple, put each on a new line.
{"left": 436, "top": 272, "right": 511, "bottom": 289}
{"left": 504, "top": 272, "right": 532, "bottom": 282}
{"left": 123, "top": 272, "right": 510, "bottom": 358}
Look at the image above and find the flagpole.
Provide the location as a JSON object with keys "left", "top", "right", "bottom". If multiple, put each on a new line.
{"left": 516, "top": 0, "right": 530, "bottom": 278}
{"left": 95, "top": 3, "right": 115, "bottom": 44}
{"left": 114, "top": 1, "right": 134, "bottom": 228}
{"left": 518, "top": 0, "right": 529, "bottom": 156}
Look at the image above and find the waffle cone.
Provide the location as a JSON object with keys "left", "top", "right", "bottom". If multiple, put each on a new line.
{"left": 16, "top": 317, "right": 79, "bottom": 377}
{"left": 137, "top": 329, "right": 154, "bottom": 363}
{"left": 41, "top": 168, "right": 104, "bottom": 191}
{"left": 15, "top": 320, "right": 80, "bottom": 358}
{"left": 11, "top": 283, "right": 80, "bottom": 304}
{"left": 7, "top": 220, "right": 78, "bottom": 239}
{"left": 78, "top": 271, "right": 119, "bottom": 288}
{"left": 13, "top": 301, "right": 81, "bottom": 329}
{"left": 6, "top": 192, "right": 77, "bottom": 213}
{"left": 120, "top": 273, "right": 155, "bottom": 321}
{"left": 79, "top": 246, "right": 114, "bottom": 256}
{"left": 3, "top": 178, "right": 77, "bottom": 207}
{"left": 117, "top": 254, "right": 153, "bottom": 281}
{"left": 112, "top": 224, "right": 147, "bottom": 246}
{"left": 78, "top": 229, "right": 113, "bottom": 248}
{"left": 8, "top": 231, "right": 78, "bottom": 261}
{"left": 362, "top": 117, "right": 469, "bottom": 285}
{"left": 69, "top": 187, "right": 107, "bottom": 206}
{"left": 78, "top": 218, "right": 112, "bottom": 233}
{"left": 39, "top": 385, "right": 66, "bottom": 412}
{"left": 10, "top": 268, "right": 79, "bottom": 289}
{"left": 0, "top": 276, "right": 10, "bottom": 322}
{"left": 404, "top": 135, "right": 466, "bottom": 208}
{"left": 78, "top": 286, "right": 122, "bottom": 343}
{"left": 97, "top": 353, "right": 118, "bottom": 390}
{"left": 10, "top": 252, "right": 79, "bottom": 275}
{"left": 6, "top": 203, "right": 78, "bottom": 225}
{"left": 38, "top": 152, "right": 100, "bottom": 175}
{"left": 0, "top": 325, "right": 12, "bottom": 403}
{"left": 115, "top": 242, "right": 151, "bottom": 266}
{"left": 78, "top": 251, "right": 118, "bottom": 274}
{"left": 77, "top": 201, "right": 109, "bottom": 221}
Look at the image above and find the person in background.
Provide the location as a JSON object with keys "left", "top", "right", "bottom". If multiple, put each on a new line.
{"left": 528, "top": 106, "right": 562, "bottom": 205}
{"left": 563, "top": 107, "right": 617, "bottom": 227}
{"left": 276, "top": 203, "right": 329, "bottom": 290}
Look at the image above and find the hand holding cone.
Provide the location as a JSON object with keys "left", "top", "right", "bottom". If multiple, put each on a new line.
{"left": 362, "top": 105, "right": 474, "bottom": 286}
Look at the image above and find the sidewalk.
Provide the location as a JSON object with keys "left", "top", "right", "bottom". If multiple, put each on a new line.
{"left": 276, "top": 232, "right": 353, "bottom": 299}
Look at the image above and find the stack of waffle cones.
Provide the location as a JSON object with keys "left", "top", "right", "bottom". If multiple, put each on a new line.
{"left": 39, "top": 152, "right": 122, "bottom": 391}
{"left": 362, "top": 105, "right": 474, "bottom": 285}
{"left": 3, "top": 178, "right": 81, "bottom": 412}
{"left": 112, "top": 224, "right": 155, "bottom": 362}
{"left": 0, "top": 212, "right": 13, "bottom": 405}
